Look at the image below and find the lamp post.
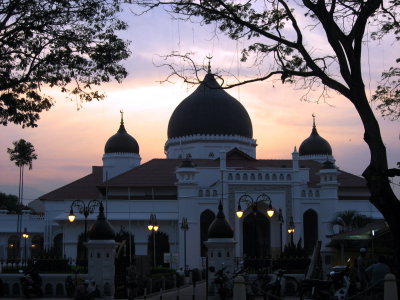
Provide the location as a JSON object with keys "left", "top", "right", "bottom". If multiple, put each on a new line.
{"left": 181, "top": 217, "right": 189, "bottom": 271}
{"left": 235, "top": 193, "right": 275, "bottom": 219}
{"left": 278, "top": 209, "right": 284, "bottom": 255}
{"left": 22, "top": 227, "right": 29, "bottom": 267}
{"left": 68, "top": 199, "right": 102, "bottom": 261}
{"left": 288, "top": 216, "right": 295, "bottom": 245}
{"left": 147, "top": 214, "right": 159, "bottom": 269}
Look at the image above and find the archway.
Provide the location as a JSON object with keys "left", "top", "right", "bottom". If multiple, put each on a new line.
{"left": 200, "top": 209, "right": 215, "bottom": 257}
{"left": 243, "top": 212, "right": 271, "bottom": 257}
{"left": 148, "top": 232, "right": 170, "bottom": 267}
{"left": 303, "top": 209, "right": 318, "bottom": 254}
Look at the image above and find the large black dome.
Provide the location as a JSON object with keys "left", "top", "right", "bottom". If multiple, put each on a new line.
{"left": 299, "top": 122, "right": 332, "bottom": 156}
{"left": 104, "top": 121, "right": 139, "bottom": 154}
{"left": 167, "top": 73, "right": 253, "bottom": 139}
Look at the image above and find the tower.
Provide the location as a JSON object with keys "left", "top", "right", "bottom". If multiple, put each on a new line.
{"left": 102, "top": 111, "right": 141, "bottom": 181}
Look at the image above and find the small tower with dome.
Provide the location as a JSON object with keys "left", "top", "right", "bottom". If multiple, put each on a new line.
{"left": 165, "top": 69, "right": 257, "bottom": 159}
{"left": 102, "top": 111, "right": 141, "bottom": 181}
{"left": 299, "top": 114, "right": 334, "bottom": 163}
{"left": 204, "top": 201, "right": 236, "bottom": 298}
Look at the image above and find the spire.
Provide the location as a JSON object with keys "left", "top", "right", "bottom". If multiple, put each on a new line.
{"left": 206, "top": 55, "right": 213, "bottom": 74}
{"left": 312, "top": 113, "right": 316, "bottom": 129}
{"left": 120, "top": 109, "right": 124, "bottom": 125}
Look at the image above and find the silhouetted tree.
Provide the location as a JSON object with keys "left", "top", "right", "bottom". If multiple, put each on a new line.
{"left": 0, "top": 0, "right": 130, "bottom": 127}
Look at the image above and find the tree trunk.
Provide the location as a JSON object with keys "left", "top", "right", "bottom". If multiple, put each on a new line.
{"left": 351, "top": 87, "right": 400, "bottom": 274}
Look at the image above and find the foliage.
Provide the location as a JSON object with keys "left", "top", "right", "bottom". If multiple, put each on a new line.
{"left": 330, "top": 210, "right": 375, "bottom": 233}
{"left": 283, "top": 238, "right": 307, "bottom": 258}
{"left": 0, "top": 0, "right": 131, "bottom": 128}
{"left": 7, "top": 139, "right": 37, "bottom": 169}
{"left": 0, "top": 192, "right": 22, "bottom": 212}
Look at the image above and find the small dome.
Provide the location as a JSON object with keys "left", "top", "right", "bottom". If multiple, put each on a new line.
{"left": 208, "top": 201, "right": 234, "bottom": 239}
{"left": 299, "top": 117, "right": 332, "bottom": 156}
{"left": 88, "top": 202, "right": 115, "bottom": 240}
{"left": 167, "top": 73, "right": 253, "bottom": 139}
{"left": 104, "top": 117, "right": 139, "bottom": 154}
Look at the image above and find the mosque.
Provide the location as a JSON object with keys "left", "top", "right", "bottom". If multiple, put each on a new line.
{"left": 0, "top": 71, "right": 380, "bottom": 271}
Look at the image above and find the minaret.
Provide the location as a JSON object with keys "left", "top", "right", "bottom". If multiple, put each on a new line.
{"left": 102, "top": 111, "right": 141, "bottom": 180}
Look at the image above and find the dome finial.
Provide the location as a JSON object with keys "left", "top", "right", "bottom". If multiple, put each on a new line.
{"left": 312, "top": 113, "right": 316, "bottom": 128}
{"left": 120, "top": 109, "right": 124, "bottom": 125}
{"left": 206, "top": 55, "right": 213, "bottom": 74}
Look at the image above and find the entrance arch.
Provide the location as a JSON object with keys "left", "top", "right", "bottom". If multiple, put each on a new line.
{"left": 243, "top": 212, "right": 271, "bottom": 257}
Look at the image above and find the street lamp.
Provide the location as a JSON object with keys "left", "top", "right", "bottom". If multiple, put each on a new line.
{"left": 147, "top": 214, "right": 159, "bottom": 269}
{"left": 180, "top": 217, "right": 189, "bottom": 270}
{"left": 278, "top": 209, "right": 284, "bottom": 255}
{"left": 68, "top": 199, "right": 102, "bottom": 262}
{"left": 22, "top": 227, "right": 29, "bottom": 267}
{"left": 235, "top": 193, "right": 275, "bottom": 218}
{"left": 288, "top": 216, "right": 295, "bottom": 245}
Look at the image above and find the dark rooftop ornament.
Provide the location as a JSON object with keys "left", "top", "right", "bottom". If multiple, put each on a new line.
{"left": 207, "top": 201, "right": 234, "bottom": 239}
{"left": 299, "top": 114, "right": 332, "bottom": 156}
{"left": 88, "top": 202, "right": 115, "bottom": 240}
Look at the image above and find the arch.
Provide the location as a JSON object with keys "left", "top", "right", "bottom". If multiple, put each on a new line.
{"left": 115, "top": 228, "right": 135, "bottom": 260}
{"left": 235, "top": 173, "right": 240, "bottom": 180}
{"left": 12, "top": 283, "right": 20, "bottom": 296}
{"left": 243, "top": 173, "right": 248, "bottom": 181}
{"left": 212, "top": 190, "right": 217, "bottom": 197}
{"left": 258, "top": 173, "right": 263, "bottom": 181}
{"left": 205, "top": 190, "right": 210, "bottom": 197}
{"left": 200, "top": 209, "right": 216, "bottom": 257}
{"left": 228, "top": 173, "right": 233, "bottom": 180}
{"left": 198, "top": 190, "right": 203, "bottom": 197}
{"left": 243, "top": 212, "right": 271, "bottom": 257}
{"left": 272, "top": 174, "right": 277, "bottom": 181}
{"left": 286, "top": 174, "right": 292, "bottom": 181}
{"left": 7, "top": 235, "right": 20, "bottom": 260}
{"left": 301, "top": 190, "right": 306, "bottom": 197}
{"left": 56, "top": 283, "right": 64, "bottom": 296}
{"left": 315, "top": 190, "right": 320, "bottom": 197}
{"left": 303, "top": 209, "right": 319, "bottom": 254}
{"left": 308, "top": 190, "right": 313, "bottom": 198}
{"left": 147, "top": 232, "right": 170, "bottom": 268}
{"left": 250, "top": 174, "right": 255, "bottom": 181}
{"left": 31, "top": 235, "right": 44, "bottom": 258}
{"left": 45, "top": 283, "right": 53, "bottom": 296}
{"left": 279, "top": 174, "right": 284, "bottom": 181}
{"left": 265, "top": 174, "right": 270, "bottom": 181}
{"left": 53, "top": 233, "right": 63, "bottom": 258}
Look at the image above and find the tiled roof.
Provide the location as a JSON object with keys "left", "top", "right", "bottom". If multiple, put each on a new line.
{"left": 39, "top": 157, "right": 368, "bottom": 201}
{"left": 39, "top": 166, "right": 103, "bottom": 201}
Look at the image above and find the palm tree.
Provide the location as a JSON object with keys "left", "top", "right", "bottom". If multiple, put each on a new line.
{"left": 7, "top": 139, "right": 37, "bottom": 233}
{"left": 330, "top": 210, "right": 374, "bottom": 233}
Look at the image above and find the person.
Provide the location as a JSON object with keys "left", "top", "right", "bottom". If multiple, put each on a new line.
{"left": 357, "top": 248, "right": 368, "bottom": 290}
{"left": 365, "top": 256, "right": 391, "bottom": 300}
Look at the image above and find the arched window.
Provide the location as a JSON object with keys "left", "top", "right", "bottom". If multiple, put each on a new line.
{"left": 31, "top": 235, "right": 44, "bottom": 258}
{"left": 301, "top": 190, "right": 306, "bottom": 197}
{"left": 265, "top": 174, "right": 270, "bottom": 181}
{"left": 279, "top": 174, "right": 284, "bottom": 181}
{"left": 205, "top": 190, "right": 210, "bottom": 197}
{"left": 315, "top": 190, "right": 320, "bottom": 197}
{"left": 212, "top": 190, "right": 218, "bottom": 197}
{"left": 286, "top": 174, "right": 292, "bottom": 181}
{"left": 308, "top": 190, "right": 313, "bottom": 197}
{"left": 8, "top": 235, "right": 20, "bottom": 260}
{"left": 243, "top": 174, "right": 248, "bottom": 181}
{"left": 250, "top": 174, "right": 255, "bottom": 181}
{"left": 200, "top": 209, "right": 216, "bottom": 257}
{"left": 198, "top": 190, "right": 203, "bottom": 197}
{"left": 272, "top": 174, "right": 277, "bottom": 181}
{"left": 228, "top": 173, "right": 233, "bottom": 180}
{"left": 235, "top": 173, "right": 240, "bottom": 180}
{"left": 303, "top": 209, "right": 318, "bottom": 254}
{"left": 208, "top": 152, "right": 215, "bottom": 158}
{"left": 258, "top": 174, "right": 263, "bottom": 180}
{"left": 53, "top": 233, "right": 63, "bottom": 258}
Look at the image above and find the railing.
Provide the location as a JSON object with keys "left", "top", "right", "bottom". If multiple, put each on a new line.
{"left": 0, "top": 258, "right": 87, "bottom": 274}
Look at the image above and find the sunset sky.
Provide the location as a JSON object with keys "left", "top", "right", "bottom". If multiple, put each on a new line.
{"left": 0, "top": 6, "right": 399, "bottom": 203}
